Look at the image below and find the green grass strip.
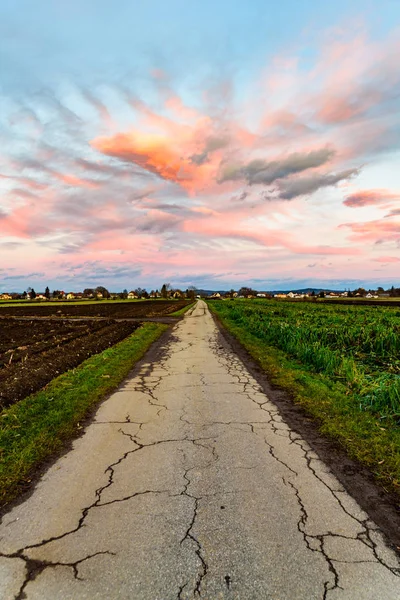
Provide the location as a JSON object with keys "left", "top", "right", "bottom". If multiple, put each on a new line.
{"left": 170, "top": 301, "right": 195, "bottom": 317}
{"left": 0, "top": 322, "right": 168, "bottom": 507}
{"left": 208, "top": 304, "right": 400, "bottom": 497}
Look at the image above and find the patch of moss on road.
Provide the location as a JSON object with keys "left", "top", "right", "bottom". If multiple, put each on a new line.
{"left": 0, "top": 322, "right": 168, "bottom": 508}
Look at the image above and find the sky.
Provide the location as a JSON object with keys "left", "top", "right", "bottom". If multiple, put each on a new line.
{"left": 1, "top": 0, "right": 399, "bottom": 292}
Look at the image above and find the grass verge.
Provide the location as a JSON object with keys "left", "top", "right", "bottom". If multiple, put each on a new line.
{"left": 170, "top": 301, "right": 196, "bottom": 317}
{"left": 208, "top": 303, "right": 400, "bottom": 498}
{"left": 0, "top": 322, "right": 168, "bottom": 508}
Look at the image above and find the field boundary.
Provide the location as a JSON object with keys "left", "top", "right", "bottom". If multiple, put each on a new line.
{"left": 0, "top": 322, "right": 168, "bottom": 510}
{"left": 170, "top": 300, "right": 196, "bottom": 317}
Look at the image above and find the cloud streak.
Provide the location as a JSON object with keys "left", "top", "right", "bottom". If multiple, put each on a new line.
{"left": 1, "top": 20, "right": 400, "bottom": 289}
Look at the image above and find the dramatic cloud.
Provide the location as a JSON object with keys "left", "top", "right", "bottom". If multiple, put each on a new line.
{"left": 1, "top": 14, "right": 400, "bottom": 290}
{"left": 218, "top": 148, "right": 335, "bottom": 185}
{"left": 344, "top": 189, "right": 400, "bottom": 207}
{"left": 189, "top": 135, "right": 229, "bottom": 165}
{"left": 278, "top": 169, "right": 359, "bottom": 200}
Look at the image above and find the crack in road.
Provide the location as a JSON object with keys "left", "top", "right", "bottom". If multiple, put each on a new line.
{"left": 207, "top": 326, "right": 400, "bottom": 597}
{"left": 13, "top": 551, "right": 115, "bottom": 600}
{"left": 1, "top": 429, "right": 216, "bottom": 599}
{"left": 177, "top": 442, "right": 216, "bottom": 597}
{"left": 1, "top": 301, "right": 399, "bottom": 599}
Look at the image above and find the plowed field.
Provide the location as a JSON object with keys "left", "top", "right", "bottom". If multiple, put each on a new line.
{"left": 0, "top": 319, "right": 141, "bottom": 408}
{"left": 0, "top": 299, "right": 188, "bottom": 318}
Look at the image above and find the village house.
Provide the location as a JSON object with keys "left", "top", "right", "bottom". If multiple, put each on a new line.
{"left": 0, "top": 293, "right": 12, "bottom": 300}
{"left": 127, "top": 291, "right": 138, "bottom": 299}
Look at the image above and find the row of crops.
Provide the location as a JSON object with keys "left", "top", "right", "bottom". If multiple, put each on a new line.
{"left": 210, "top": 300, "right": 400, "bottom": 421}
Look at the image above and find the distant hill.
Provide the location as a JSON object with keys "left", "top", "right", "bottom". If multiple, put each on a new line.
{"left": 269, "top": 288, "right": 345, "bottom": 295}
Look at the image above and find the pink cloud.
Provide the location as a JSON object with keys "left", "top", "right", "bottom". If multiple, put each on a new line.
{"left": 344, "top": 189, "right": 400, "bottom": 207}
{"left": 373, "top": 256, "right": 400, "bottom": 263}
{"left": 340, "top": 219, "right": 400, "bottom": 243}
{"left": 54, "top": 173, "right": 100, "bottom": 189}
{"left": 2, "top": 23, "right": 400, "bottom": 289}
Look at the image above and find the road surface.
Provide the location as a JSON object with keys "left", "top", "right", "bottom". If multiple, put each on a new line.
{"left": 1, "top": 300, "right": 399, "bottom": 599}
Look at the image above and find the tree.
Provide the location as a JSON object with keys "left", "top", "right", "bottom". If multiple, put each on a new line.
{"left": 354, "top": 287, "right": 366, "bottom": 297}
{"left": 161, "top": 283, "right": 171, "bottom": 299}
{"left": 29, "top": 288, "right": 37, "bottom": 299}
{"left": 186, "top": 288, "right": 195, "bottom": 301}
{"left": 318, "top": 290, "right": 325, "bottom": 298}
{"left": 238, "top": 287, "right": 257, "bottom": 297}
{"left": 45, "top": 286, "right": 50, "bottom": 299}
{"left": 389, "top": 286, "right": 400, "bottom": 297}
{"left": 95, "top": 286, "right": 110, "bottom": 298}
{"left": 83, "top": 288, "right": 95, "bottom": 298}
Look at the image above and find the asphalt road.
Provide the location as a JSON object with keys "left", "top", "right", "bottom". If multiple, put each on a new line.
{"left": 1, "top": 300, "right": 399, "bottom": 599}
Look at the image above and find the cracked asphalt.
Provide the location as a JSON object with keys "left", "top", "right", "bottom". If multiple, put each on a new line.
{"left": 1, "top": 300, "right": 399, "bottom": 599}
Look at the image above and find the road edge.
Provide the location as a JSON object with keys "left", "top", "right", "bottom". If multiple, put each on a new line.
{"left": 0, "top": 322, "right": 175, "bottom": 521}
{"left": 210, "top": 307, "right": 400, "bottom": 554}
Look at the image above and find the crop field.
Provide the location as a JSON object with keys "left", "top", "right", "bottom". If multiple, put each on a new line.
{"left": 0, "top": 299, "right": 189, "bottom": 318}
{"left": 210, "top": 299, "right": 400, "bottom": 421}
{"left": 0, "top": 318, "right": 142, "bottom": 409}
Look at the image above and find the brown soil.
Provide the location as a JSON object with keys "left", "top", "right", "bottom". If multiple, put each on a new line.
{"left": 0, "top": 318, "right": 140, "bottom": 409}
{"left": 0, "top": 300, "right": 189, "bottom": 319}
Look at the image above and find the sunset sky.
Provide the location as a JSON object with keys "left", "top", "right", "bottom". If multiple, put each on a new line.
{"left": 1, "top": 0, "right": 399, "bottom": 292}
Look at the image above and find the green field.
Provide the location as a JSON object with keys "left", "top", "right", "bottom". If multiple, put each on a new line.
{"left": 208, "top": 299, "right": 400, "bottom": 493}
{"left": 211, "top": 299, "right": 400, "bottom": 419}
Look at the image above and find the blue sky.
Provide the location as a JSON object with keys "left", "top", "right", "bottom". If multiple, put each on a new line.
{"left": 0, "top": 1, "right": 399, "bottom": 292}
